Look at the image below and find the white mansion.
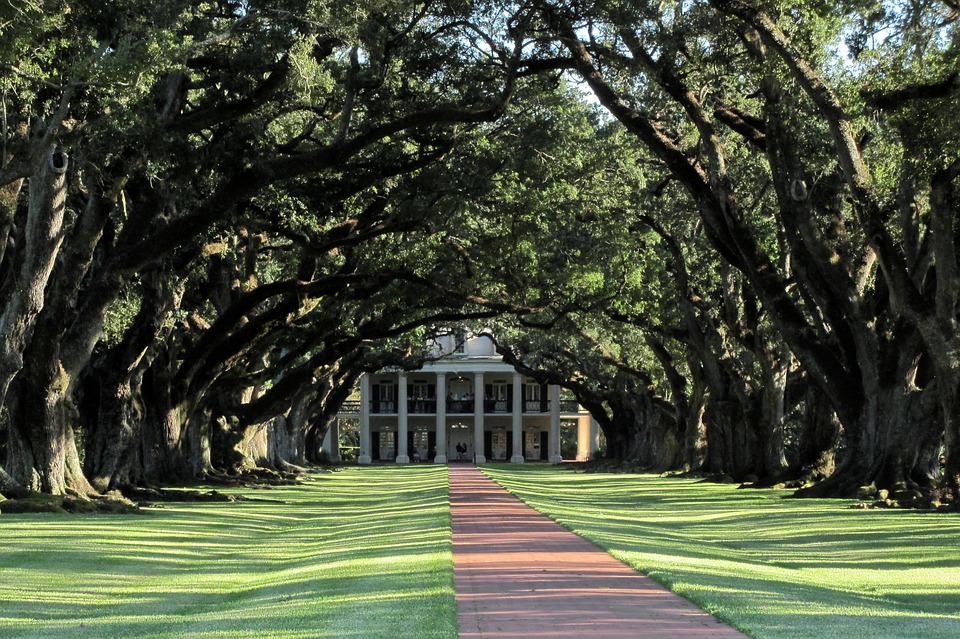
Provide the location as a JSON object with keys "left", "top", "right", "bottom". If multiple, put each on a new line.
{"left": 331, "top": 333, "right": 600, "bottom": 464}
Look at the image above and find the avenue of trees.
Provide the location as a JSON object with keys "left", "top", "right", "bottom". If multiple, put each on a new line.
{"left": 0, "top": 0, "right": 957, "bottom": 508}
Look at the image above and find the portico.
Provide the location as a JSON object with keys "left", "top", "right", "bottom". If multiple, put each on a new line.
{"left": 344, "top": 333, "right": 595, "bottom": 464}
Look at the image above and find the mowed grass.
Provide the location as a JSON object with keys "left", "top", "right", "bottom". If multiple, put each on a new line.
{"left": 482, "top": 465, "right": 960, "bottom": 639}
{"left": 0, "top": 466, "right": 456, "bottom": 639}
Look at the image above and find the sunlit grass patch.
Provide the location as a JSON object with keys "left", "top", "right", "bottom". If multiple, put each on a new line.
{"left": 482, "top": 465, "right": 960, "bottom": 639}
{"left": 0, "top": 466, "right": 456, "bottom": 639}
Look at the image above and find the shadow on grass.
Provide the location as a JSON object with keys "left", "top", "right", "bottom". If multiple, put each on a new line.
{"left": 0, "top": 466, "right": 456, "bottom": 639}
{"left": 481, "top": 465, "right": 960, "bottom": 639}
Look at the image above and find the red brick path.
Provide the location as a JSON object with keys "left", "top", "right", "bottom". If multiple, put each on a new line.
{"left": 450, "top": 465, "right": 751, "bottom": 639}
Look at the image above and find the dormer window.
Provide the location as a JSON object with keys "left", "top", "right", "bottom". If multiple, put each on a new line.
{"left": 454, "top": 329, "right": 468, "bottom": 355}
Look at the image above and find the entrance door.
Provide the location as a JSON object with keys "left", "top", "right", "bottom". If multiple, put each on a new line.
{"left": 524, "top": 429, "right": 540, "bottom": 460}
{"left": 449, "top": 426, "right": 471, "bottom": 462}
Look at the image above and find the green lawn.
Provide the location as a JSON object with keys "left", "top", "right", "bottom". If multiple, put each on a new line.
{"left": 0, "top": 466, "right": 456, "bottom": 639}
{"left": 481, "top": 465, "right": 960, "bottom": 639}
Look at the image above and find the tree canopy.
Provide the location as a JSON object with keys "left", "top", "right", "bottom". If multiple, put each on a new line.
{"left": 1, "top": 0, "right": 958, "bottom": 508}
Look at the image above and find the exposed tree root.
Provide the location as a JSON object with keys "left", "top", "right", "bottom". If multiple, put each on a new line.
{"left": 0, "top": 490, "right": 141, "bottom": 514}
{"left": 120, "top": 485, "right": 282, "bottom": 504}
{"left": 739, "top": 463, "right": 831, "bottom": 490}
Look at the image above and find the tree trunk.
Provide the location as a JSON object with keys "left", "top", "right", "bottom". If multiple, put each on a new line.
{"left": 633, "top": 396, "right": 683, "bottom": 473}
{"left": 211, "top": 414, "right": 250, "bottom": 473}
{"left": 83, "top": 274, "right": 182, "bottom": 490}
{"left": 1, "top": 148, "right": 97, "bottom": 494}
{"left": 796, "top": 338, "right": 930, "bottom": 498}
{"left": 757, "top": 350, "right": 790, "bottom": 479}
{"left": 938, "top": 371, "right": 960, "bottom": 502}
{"left": 646, "top": 335, "right": 705, "bottom": 472}
{"left": 5, "top": 364, "right": 92, "bottom": 495}
{"left": 267, "top": 414, "right": 306, "bottom": 472}
{"left": 703, "top": 395, "right": 758, "bottom": 479}
{"left": 0, "top": 147, "right": 67, "bottom": 418}
{"left": 302, "top": 364, "right": 360, "bottom": 463}
{"left": 683, "top": 365, "right": 709, "bottom": 472}
{"left": 275, "top": 389, "right": 311, "bottom": 467}
{"left": 791, "top": 382, "right": 841, "bottom": 483}
{"left": 140, "top": 355, "right": 194, "bottom": 484}
{"left": 83, "top": 372, "right": 144, "bottom": 492}
{"left": 185, "top": 406, "right": 214, "bottom": 478}
{"left": 588, "top": 400, "right": 631, "bottom": 462}
{"left": 304, "top": 423, "right": 325, "bottom": 464}
{"left": 0, "top": 178, "right": 23, "bottom": 270}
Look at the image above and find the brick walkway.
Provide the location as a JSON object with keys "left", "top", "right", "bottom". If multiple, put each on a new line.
{"left": 450, "top": 465, "right": 750, "bottom": 639}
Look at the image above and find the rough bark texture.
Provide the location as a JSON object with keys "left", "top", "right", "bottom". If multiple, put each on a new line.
{"left": 1, "top": 147, "right": 91, "bottom": 494}
{"left": 792, "top": 382, "right": 841, "bottom": 483}
{"left": 632, "top": 395, "right": 683, "bottom": 472}
{"left": 84, "top": 372, "right": 145, "bottom": 492}
{"left": 0, "top": 147, "right": 67, "bottom": 417}
{"left": 546, "top": 7, "right": 940, "bottom": 497}
{"left": 84, "top": 302, "right": 178, "bottom": 488}
{"left": 0, "top": 178, "right": 23, "bottom": 270}
{"left": 140, "top": 349, "right": 195, "bottom": 483}
{"left": 757, "top": 348, "right": 790, "bottom": 478}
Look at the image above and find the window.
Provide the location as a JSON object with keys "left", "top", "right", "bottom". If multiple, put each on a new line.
{"left": 411, "top": 382, "right": 435, "bottom": 413}
{"left": 379, "top": 431, "right": 395, "bottom": 460}
{"left": 413, "top": 429, "right": 430, "bottom": 458}
{"left": 486, "top": 381, "right": 509, "bottom": 413}
{"left": 524, "top": 383, "right": 540, "bottom": 402}
{"left": 412, "top": 382, "right": 432, "bottom": 399}
{"left": 379, "top": 384, "right": 395, "bottom": 412}
{"left": 524, "top": 383, "right": 542, "bottom": 412}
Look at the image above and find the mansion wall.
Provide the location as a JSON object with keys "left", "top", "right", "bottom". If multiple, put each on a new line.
{"left": 333, "top": 335, "right": 600, "bottom": 464}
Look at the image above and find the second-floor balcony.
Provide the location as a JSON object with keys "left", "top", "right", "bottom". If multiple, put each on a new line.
{"left": 351, "top": 399, "right": 583, "bottom": 415}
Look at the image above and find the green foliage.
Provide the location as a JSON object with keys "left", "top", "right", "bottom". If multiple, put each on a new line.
{"left": 102, "top": 289, "right": 143, "bottom": 347}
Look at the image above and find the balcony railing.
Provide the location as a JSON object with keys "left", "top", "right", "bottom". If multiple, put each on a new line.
{"left": 484, "top": 399, "right": 510, "bottom": 413}
{"left": 340, "top": 400, "right": 361, "bottom": 413}
{"left": 353, "top": 399, "right": 585, "bottom": 415}
{"left": 408, "top": 399, "right": 437, "bottom": 414}
{"left": 559, "top": 400, "right": 580, "bottom": 413}
{"left": 446, "top": 399, "right": 474, "bottom": 414}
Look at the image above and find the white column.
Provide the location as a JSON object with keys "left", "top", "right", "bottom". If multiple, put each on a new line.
{"left": 359, "top": 375, "right": 372, "bottom": 464}
{"left": 326, "top": 418, "right": 342, "bottom": 462}
{"left": 510, "top": 373, "right": 524, "bottom": 463}
{"left": 473, "top": 372, "right": 486, "bottom": 464}
{"left": 322, "top": 428, "right": 331, "bottom": 455}
{"left": 577, "top": 416, "right": 601, "bottom": 461}
{"left": 549, "top": 384, "right": 562, "bottom": 463}
{"left": 590, "top": 417, "right": 601, "bottom": 456}
{"left": 434, "top": 373, "right": 447, "bottom": 463}
{"left": 396, "top": 373, "right": 410, "bottom": 463}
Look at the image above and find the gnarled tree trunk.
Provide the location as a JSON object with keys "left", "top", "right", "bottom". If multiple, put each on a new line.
{"left": 1, "top": 147, "right": 91, "bottom": 494}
